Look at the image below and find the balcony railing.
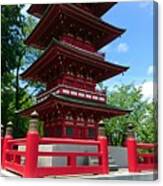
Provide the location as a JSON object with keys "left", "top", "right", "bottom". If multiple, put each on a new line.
{"left": 37, "top": 84, "right": 106, "bottom": 103}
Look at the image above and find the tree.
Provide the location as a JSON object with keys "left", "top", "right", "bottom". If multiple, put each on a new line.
{"left": 1, "top": 5, "right": 43, "bottom": 137}
{"left": 1, "top": 5, "right": 26, "bottom": 130}
{"left": 104, "top": 83, "right": 157, "bottom": 146}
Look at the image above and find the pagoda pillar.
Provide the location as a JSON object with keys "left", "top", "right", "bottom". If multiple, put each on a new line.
{"left": 2, "top": 121, "right": 13, "bottom": 168}
{"left": 126, "top": 123, "right": 138, "bottom": 172}
{"left": 98, "top": 135, "right": 109, "bottom": 174}
{"left": 1, "top": 124, "right": 4, "bottom": 164}
{"left": 24, "top": 111, "right": 40, "bottom": 178}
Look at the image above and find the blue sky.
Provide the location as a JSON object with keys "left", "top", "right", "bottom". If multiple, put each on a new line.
{"left": 99, "top": 1, "right": 155, "bottom": 100}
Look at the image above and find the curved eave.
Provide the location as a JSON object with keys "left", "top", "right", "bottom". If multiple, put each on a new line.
{"left": 27, "top": 4, "right": 49, "bottom": 18}
{"left": 21, "top": 39, "right": 129, "bottom": 82}
{"left": 27, "top": 2, "right": 117, "bottom": 18}
{"left": 93, "top": 2, "right": 117, "bottom": 17}
{"left": 75, "top": 2, "right": 117, "bottom": 17}
{"left": 18, "top": 94, "right": 131, "bottom": 117}
{"left": 25, "top": 4, "right": 125, "bottom": 50}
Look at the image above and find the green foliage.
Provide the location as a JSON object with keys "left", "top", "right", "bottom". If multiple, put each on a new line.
{"left": 1, "top": 5, "right": 25, "bottom": 75}
{"left": 104, "top": 84, "right": 157, "bottom": 146}
{"left": 1, "top": 5, "right": 26, "bottom": 130}
{"left": 1, "top": 5, "right": 43, "bottom": 137}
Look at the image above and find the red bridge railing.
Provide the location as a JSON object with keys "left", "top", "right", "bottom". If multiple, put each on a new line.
{"left": 2, "top": 137, "right": 26, "bottom": 175}
{"left": 127, "top": 137, "right": 157, "bottom": 172}
{"left": 2, "top": 132, "right": 108, "bottom": 178}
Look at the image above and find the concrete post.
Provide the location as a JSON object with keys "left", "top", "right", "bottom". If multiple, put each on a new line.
{"left": 24, "top": 111, "right": 40, "bottom": 178}
{"left": 98, "top": 121, "right": 105, "bottom": 137}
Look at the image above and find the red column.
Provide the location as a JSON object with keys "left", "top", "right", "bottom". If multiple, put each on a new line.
{"left": 2, "top": 134, "right": 13, "bottom": 169}
{"left": 23, "top": 130, "right": 39, "bottom": 178}
{"left": 2, "top": 122, "right": 13, "bottom": 169}
{"left": 127, "top": 137, "right": 138, "bottom": 172}
{"left": 68, "top": 154, "right": 76, "bottom": 168}
{"left": 1, "top": 137, "right": 4, "bottom": 166}
{"left": 98, "top": 136, "right": 109, "bottom": 174}
{"left": 23, "top": 111, "right": 40, "bottom": 178}
{"left": 1, "top": 124, "right": 4, "bottom": 165}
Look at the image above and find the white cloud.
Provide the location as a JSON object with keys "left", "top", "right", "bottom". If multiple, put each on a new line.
{"left": 139, "top": 2, "right": 151, "bottom": 8}
{"left": 141, "top": 81, "right": 153, "bottom": 102}
{"left": 117, "top": 43, "right": 128, "bottom": 53}
{"left": 147, "top": 65, "right": 153, "bottom": 75}
{"left": 139, "top": 1, "right": 153, "bottom": 15}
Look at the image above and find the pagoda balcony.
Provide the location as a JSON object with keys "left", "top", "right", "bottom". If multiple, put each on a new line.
{"left": 60, "top": 34, "right": 105, "bottom": 58}
{"left": 37, "top": 84, "right": 106, "bottom": 103}
{"left": 47, "top": 73, "right": 97, "bottom": 91}
{"left": 61, "top": 34, "right": 95, "bottom": 52}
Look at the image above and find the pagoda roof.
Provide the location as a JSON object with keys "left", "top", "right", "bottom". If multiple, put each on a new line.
{"left": 18, "top": 93, "right": 131, "bottom": 117}
{"left": 27, "top": 2, "right": 117, "bottom": 18}
{"left": 75, "top": 2, "right": 117, "bottom": 17}
{"left": 27, "top": 4, "right": 49, "bottom": 18}
{"left": 21, "top": 38, "right": 129, "bottom": 83}
{"left": 25, "top": 4, "right": 125, "bottom": 50}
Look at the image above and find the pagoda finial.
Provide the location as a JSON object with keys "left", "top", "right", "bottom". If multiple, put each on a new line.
{"left": 29, "top": 111, "right": 39, "bottom": 131}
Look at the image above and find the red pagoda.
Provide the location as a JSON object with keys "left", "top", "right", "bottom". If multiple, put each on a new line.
{"left": 20, "top": 3, "right": 130, "bottom": 140}
{"left": 2, "top": 3, "right": 158, "bottom": 178}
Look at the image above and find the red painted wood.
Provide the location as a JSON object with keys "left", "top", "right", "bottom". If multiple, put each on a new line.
{"left": 7, "top": 138, "right": 26, "bottom": 146}
{"left": 37, "top": 166, "right": 103, "bottom": 177}
{"left": 2, "top": 136, "right": 108, "bottom": 177}
{"left": 38, "top": 151, "right": 101, "bottom": 157}
{"left": 39, "top": 137, "right": 100, "bottom": 145}
{"left": 138, "top": 153, "right": 155, "bottom": 159}
{"left": 1, "top": 137, "right": 4, "bottom": 165}
{"left": 2, "top": 135, "right": 13, "bottom": 168}
{"left": 61, "top": 34, "right": 96, "bottom": 52}
{"left": 4, "top": 161, "right": 24, "bottom": 176}
{"left": 127, "top": 137, "right": 138, "bottom": 172}
{"left": 137, "top": 143, "right": 157, "bottom": 149}
{"left": 23, "top": 131, "right": 40, "bottom": 178}
{"left": 137, "top": 163, "right": 157, "bottom": 171}
{"left": 127, "top": 137, "right": 157, "bottom": 172}
{"left": 98, "top": 136, "right": 109, "bottom": 174}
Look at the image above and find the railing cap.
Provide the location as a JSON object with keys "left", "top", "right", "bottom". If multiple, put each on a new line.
{"left": 30, "top": 110, "right": 39, "bottom": 119}
{"left": 127, "top": 122, "right": 135, "bottom": 138}
{"left": 6, "top": 121, "right": 13, "bottom": 136}
{"left": 7, "top": 121, "right": 13, "bottom": 127}
{"left": 29, "top": 110, "right": 39, "bottom": 132}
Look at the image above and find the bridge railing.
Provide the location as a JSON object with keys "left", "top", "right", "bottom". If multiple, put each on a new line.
{"left": 2, "top": 138, "right": 26, "bottom": 175}
{"left": 2, "top": 136, "right": 108, "bottom": 177}
{"left": 127, "top": 137, "right": 157, "bottom": 172}
{"left": 1, "top": 112, "right": 108, "bottom": 178}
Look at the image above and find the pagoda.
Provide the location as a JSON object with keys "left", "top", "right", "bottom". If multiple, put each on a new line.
{"left": 20, "top": 2, "right": 130, "bottom": 140}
